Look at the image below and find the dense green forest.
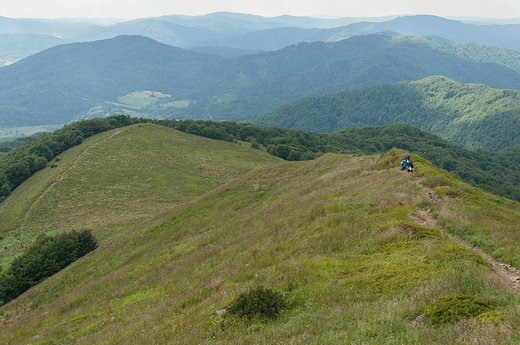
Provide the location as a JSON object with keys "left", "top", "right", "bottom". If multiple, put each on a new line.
{"left": 0, "top": 229, "right": 97, "bottom": 306}
{"left": 4, "top": 34, "right": 520, "bottom": 126}
{"left": 243, "top": 76, "right": 520, "bottom": 151}
{"left": 1, "top": 116, "right": 519, "bottom": 203}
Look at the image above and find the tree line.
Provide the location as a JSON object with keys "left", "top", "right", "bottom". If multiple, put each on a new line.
{"left": 0, "top": 229, "right": 97, "bottom": 306}
{"left": 170, "top": 119, "right": 520, "bottom": 202}
{"left": 0, "top": 116, "right": 519, "bottom": 203}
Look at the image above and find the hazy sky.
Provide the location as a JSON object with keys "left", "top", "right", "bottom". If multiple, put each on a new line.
{"left": 1, "top": 0, "right": 520, "bottom": 20}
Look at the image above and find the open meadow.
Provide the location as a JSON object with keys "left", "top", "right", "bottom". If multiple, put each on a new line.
{"left": 1, "top": 146, "right": 520, "bottom": 344}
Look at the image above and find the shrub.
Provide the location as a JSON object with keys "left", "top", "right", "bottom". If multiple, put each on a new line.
{"left": 0, "top": 230, "right": 97, "bottom": 306}
{"left": 425, "top": 294, "right": 493, "bottom": 326}
{"left": 226, "top": 286, "right": 287, "bottom": 320}
{"left": 250, "top": 138, "right": 260, "bottom": 150}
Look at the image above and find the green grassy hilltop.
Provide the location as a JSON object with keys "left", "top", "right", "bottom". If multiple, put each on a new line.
{"left": 1, "top": 142, "right": 520, "bottom": 344}
{"left": 0, "top": 123, "right": 281, "bottom": 268}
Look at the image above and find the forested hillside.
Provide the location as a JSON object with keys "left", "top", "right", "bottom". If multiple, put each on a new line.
{"left": 3, "top": 34, "right": 520, "bottom": 126}
{"left": 329, "top": 15, "right": 520, "bottom": 51}
{"left": 0, "top": 35, "right": 220, "bottom": 126}
{"left": 243, "top": 76, "right": 520, "bottom": 151}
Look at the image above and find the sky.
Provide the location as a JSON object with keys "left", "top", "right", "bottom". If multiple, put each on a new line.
{"left": 1, "top": 0, "right": 520, "bottom": 20}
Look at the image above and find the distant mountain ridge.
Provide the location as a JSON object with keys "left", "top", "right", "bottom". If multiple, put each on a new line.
{"left": 3, "top": 34, "right": 520, "bottom": 131}
{"left": 4, "top": 13, "right": 520, "bottom": 64}
{"left": 328, "top": 15, "right": 520, "bottom": 51}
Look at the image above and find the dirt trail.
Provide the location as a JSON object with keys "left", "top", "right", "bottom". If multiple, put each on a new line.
{"left": 16, "top": 131, "right": 122, "bottom": 233}
{"left": 410, "top": 177, "right": 520, "bottom": 292}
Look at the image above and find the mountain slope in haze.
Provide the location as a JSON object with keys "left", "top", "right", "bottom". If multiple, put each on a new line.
{"left": 0, "top": 12, "right": 396, "bottom": 64}
{"left": 329, "top": 15, "right": 520, "bottom": 51}
{"left": 242, "top": 76, "right": 520, "bottom": 151}
{"left": 5, "top": 13, "right": 520, "bottom": 67}
{"left": 5, "top": 34, "right": 520, "bottom": 128}
{"left": 194, "top": 34, "right": 520, "bottom": 121}
{"left": 0, "top": 35, "right": 220, "bottom": 126}
{"left": 0, "top": 16, "right": 109, "bottom": 38}
{"left": 0, "top": 123, "right": 281, "bottom": 268}
{"left": 1, "top": 150, "right": 520, "bottom": 343}
{"left": 0, "top": 33, "right": 63, "bottom": 66}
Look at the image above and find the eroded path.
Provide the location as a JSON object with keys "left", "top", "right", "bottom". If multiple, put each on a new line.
{"left": 410, "top": 177, "right": 520, "bottom": 292}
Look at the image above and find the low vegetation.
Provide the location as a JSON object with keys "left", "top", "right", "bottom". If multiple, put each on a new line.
{"left": 2, "top": 116, "right": 519, "bottom": 214}
{"left": 170, "top": 119, "right": 520, "bottom": 202}
{"left": 0, "top": 115, "right": 152, "bottom": 202}
{"left": 226, "top": 286, "right": 287, "bottom": 320}
{"left": 1, "top": 151, "right": 519, "bottom": 344}
{"left": 424, "top": 294, "right": 494, "bottom": 326}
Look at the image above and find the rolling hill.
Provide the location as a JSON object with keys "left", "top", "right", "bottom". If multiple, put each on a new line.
{"left": 329, "top": 15, "right": 520, "bottom": 51}
{"left": 242, "top": 76, "right": 520, "bottom": 151}
{"left": 0, "top": 12, "right": 397, "bottom": 64}
{"left": 1, "top": 145, "right": 520, "bottom": 343}
{"left": 4, "top": 34, "right": 520, "bottom": 128}
{"left": 5, "top": 13, "right": 520, "bottom": 64}
{"left": 0, "top": 123, "right": 281, "bottom": 268}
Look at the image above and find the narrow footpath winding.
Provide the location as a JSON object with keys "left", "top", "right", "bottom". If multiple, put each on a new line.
{"left": 16, "top": 131, "right": 122, "bottom": 233}
{"left": 410, "top": 177, "right": 520, "bottom": 292}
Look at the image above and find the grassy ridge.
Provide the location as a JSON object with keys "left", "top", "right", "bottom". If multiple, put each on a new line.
{"left": 1, "top": 151, "right": 519, "bottom": 343}
{"left": 169, "top": 120, "right": 520, "bottom": 202}
{"left": 0, "top": 124, "right": 281, "bottom": 268}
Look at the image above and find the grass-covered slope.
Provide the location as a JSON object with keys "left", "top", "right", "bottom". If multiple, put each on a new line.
{"left": 0, "top": 123, "right": 281, "bottom": 268}
{"left": 244, "top": 76, "right": 520, "bottom": 151}
{"left": 171, "top": 120, "right": 520, "bottom": 202}
{"left": 1, "top": 151, "right": 519, "bottom": 344}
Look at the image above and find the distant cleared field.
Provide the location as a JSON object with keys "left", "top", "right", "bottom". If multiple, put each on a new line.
{"left": 0, "top": 124, "right": 63, "bottom": 141}
{"left": 115, "top": 90, "right": 171, "bottom": 108}
{"left": 160, "top": 100, "right": 191, "bottom": 108}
